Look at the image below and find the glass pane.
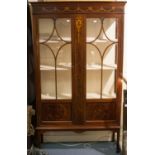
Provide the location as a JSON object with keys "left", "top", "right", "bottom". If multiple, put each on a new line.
{"left": 46, "top": 41, "right": 65, "bottom": 57}
{"left": 39, "top": 18, "right": 72, "bottom": 100}
{"left": 87, "top": 71, "right": 101, "bottom": 99}
{"left": 39, "top": 18, "right": 54, "bottom": 42}
{"left": 57, "top": 44, "right": 72, "bottom": 99}
{"left": 102, "top": 44, "right": 117, "bottom": 99}
{"left": 40, "top": 44, "right": 55, "bottom": 67}
{"left": 40, "top": 44, "right": 56, "bottom": 99}
{"left": 103, "top": 18, "right": 117, "bottom": 41}
{"left": 86, "top": 18, "right": 117, "bottom": 99}
{"left": 56, "top": 18, "right": 71, "bottom": 41}
{"left": 103, "top": 44, "right": 117, "bottom": 69}
{"left": 86, "top": 44, "right": 101, "bottom": 99}
{"left": 86, "top": 18, "right": 101, "bottom": 42}
{"left": 102, "top": 70, "right": 116, "bottom": 98}
{"left": 41, "top": 71, "right": 56, "bottom": 100}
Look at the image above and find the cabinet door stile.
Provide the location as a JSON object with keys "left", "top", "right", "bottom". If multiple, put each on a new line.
{"left": 72, "top": 15, "right": 86, "bottom": 124}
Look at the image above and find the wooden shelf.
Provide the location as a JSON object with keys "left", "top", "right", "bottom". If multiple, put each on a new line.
{"left": 87, "top": 64, "right": 117, "bottom": 70}
{"left": 87, "top": 37, "right": 118, "bottom": 43}
{"left": 40, "top": 36, "right": 117, "bottom": 43}
{"left": 87, "top": 92, "right": 116, "bottom": 99}
{"left": 58, "top": 63, "right": 71, "bottom": 68}
{"left": 41, "top": 93, "right": 72, "bottom": 99}
{"left": 40, "top": 64, "right": 71, "bottom": 71}
{"left": 39, "top": 36, "right": 71, "bottom": 43}
{"left": 41, "top": 94, "right": 56, "bottom": 99}
{"left": 40, "top": 64, "right": 116, "bottom": 71}
{"left": 41, "top": 92, "right": 115, "bottom": 99}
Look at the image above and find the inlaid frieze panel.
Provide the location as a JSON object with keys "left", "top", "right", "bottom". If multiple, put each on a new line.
{"left": 31, "top": 2, "right": 125, "bottom": 14}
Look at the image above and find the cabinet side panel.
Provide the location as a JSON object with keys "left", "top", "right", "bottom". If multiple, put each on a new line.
{"left": 116, "top": 14, "right": 124, "bottom": 124}
{"left": 31, "top": 15, "right": 42, "bottom": 126}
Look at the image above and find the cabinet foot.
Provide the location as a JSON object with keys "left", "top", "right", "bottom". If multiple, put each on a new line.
{"left": 116, "top": 130, "right": 121, "bottom": 153}
{"left": 111, "top": 131, "right": 115, "bottom": 142}
{"left": 34, "top": 131, "right": 42, "bottom": 148}
{"left": 116, "top": 143, "right": 121, "bottom": 153}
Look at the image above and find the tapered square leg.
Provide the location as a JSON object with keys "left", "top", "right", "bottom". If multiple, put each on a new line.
{"left": 112, "top": 131, "right": 115, "bottom": 142}
{"left": 116, "top": 130, "right": 121, "bottom": 153}
{"left": 34, "top": 130, "right": 42, "bottom": 147}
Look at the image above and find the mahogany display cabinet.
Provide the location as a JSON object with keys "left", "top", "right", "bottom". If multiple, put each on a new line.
{"left": 30, "top": 1, "right": 126, "bottom": 152}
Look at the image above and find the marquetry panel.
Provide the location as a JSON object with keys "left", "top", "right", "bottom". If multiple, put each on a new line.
{"left": 41, "top": 102, "right": 71, "bottom": 121}
{"left": 86, "top": 102, "right": 115, "bottom": 120}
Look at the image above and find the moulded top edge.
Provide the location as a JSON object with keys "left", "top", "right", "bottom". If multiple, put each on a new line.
{"left": 29, "top": 1, "right": 127, "bottom": 4}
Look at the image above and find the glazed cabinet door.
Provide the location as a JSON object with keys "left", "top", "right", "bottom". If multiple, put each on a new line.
{"left": 39, "top": 18, "right": 72, "bottom": 100}
{"left": 85, "top": 17, "right": 119, "bottom": 122}
{"left": 37, "top": 17, "right": 73, "bottom": 123}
